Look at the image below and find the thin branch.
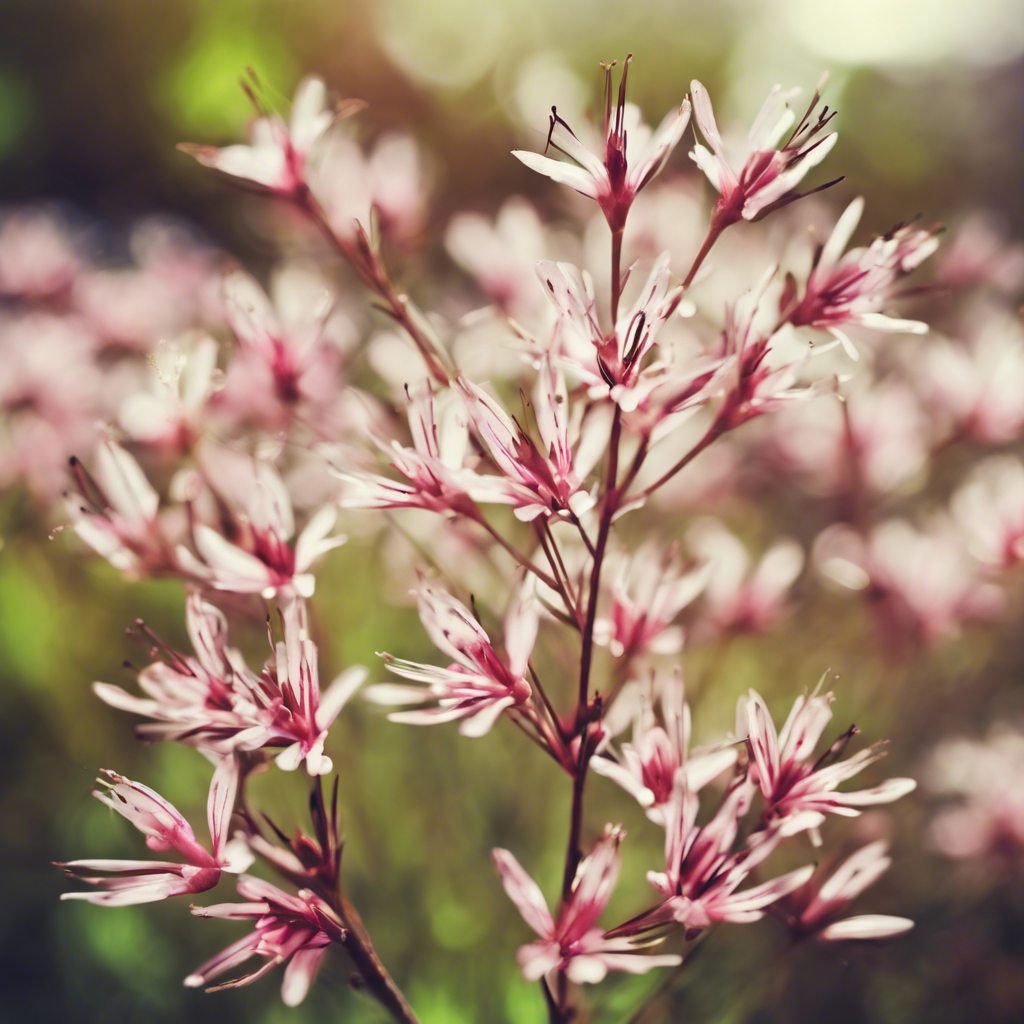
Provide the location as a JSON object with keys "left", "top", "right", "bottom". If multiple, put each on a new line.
{"left": 469, "top": 510, "right": 561, "bottom": 592}
{"left": 628, "top": 418, "right": 724, "bottom": 502}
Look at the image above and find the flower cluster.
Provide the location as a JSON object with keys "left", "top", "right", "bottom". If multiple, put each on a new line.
{"left": 5, "top": 56, "right": 989, "bottom": 1023}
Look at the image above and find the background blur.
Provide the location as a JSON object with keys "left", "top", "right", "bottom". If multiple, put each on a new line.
{"left": 3, "top": 1, "right": 1024, "bottom": 1022}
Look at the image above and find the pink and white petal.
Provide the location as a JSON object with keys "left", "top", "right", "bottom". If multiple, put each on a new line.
{"left": 219, "top": 837, "right": 256, "bottom": 874}
{"left": 631, "top": 101, "right": 691, "bottom": 190}
{"left": 294, "top": 505, "right": 345, "bottom": 572}
{"left": 855, "top": 313, "right": 929, "bottom": 334}
{"left": 589, "top": 757, "right": 655, "bottom": 808}
{"left": 564, "top": 955, "right": 609, "bottom": 985}
{"left": 91, "top": 682, "right": 160, "bottom": 717}
{"left": 190, "top": 901, "right": 269, "bottom": 920}
{"left": 503, "top": 587, "right": 539, "bottom": 680}
{"left": 184, "top": 931, "right": 264, "bottom": 987}
{"left": 281, "top": 945, "right": 328, "bottom": 1006}
{"left": 492, "top": 848, "right": 556, "bottom": 939}
{"left": 275, "top": 742, "right": 305, "bottom": 772}
{"left": 303, "top": 736, "right": 333, "bottom": 776}
{"left": 318, "top": 666, "right": 368, "bottom": 727}
{"left": 96, "top": 441, "right": 159, "bottom": 523}
{"left": 71, "top": 517, "right": 137, "bottom": 573}
{"left": 831, "top": 778, "right": 917, "bottom": 807}
{"left": 415, "top": 578, "right": 492, "bottom": 665}
{"left": 688, "top": 143, "right": 723, "bottom": 193}
{"left": 192, "top": 527, "right": 273, "bottom": 592}
{"left": 511, "top": 151, "right": 600, "bottom": 198}
{"left": 62, "top": 875, "right": 187, "bottom": 906}
{"left": 688, "top": 82, "right": 726, "bottom": 163}
{"left": 289, "top": 77, "right": 330, "bottom": 150}
{"left": 514, "top": 503, "right": 548, "bottom": 522}
{"left": 207, "top": 755, "right": 240, "bottom": 860}
{"left": 809, "top": 841, "right": 891, "bottom": 913}
{"left": 747, "top": 86, "right": 797, "bottom": 150}
{"left": 517, "top": 940, "right": 562, "bottom": 981}
{"left": 684, "top": 747, "right": 739, "bottom": 791}
{"left": 387, "top": 704, "right": 483, "bottom": 727}
{"left": 587, "top": 951, "right": 682, "bottom": 976}
{"left": 745, "top": 690, "right": 781, "bottom": 797}
{"left": 60, "top": 858, "right": 182, "bottom": 872}
{"left": 819, "top": 198, "right": 865, "bottom": 274}
{"left": 201, "top": 141, "right": 288, "bottom": 189}
{"left": 223, "top": 269, "right": 280, "bottom": 356}
{"left": 364, "top": 682, "right": 435, "bottom": 705}
{"left": 459, "top": 695, "right": 515, "bottom": 738}
{"left": 818, "top": 915, "right": 914, "bottom": 941}
{"left": 185, "top": 593, "right": 230, "bottom": 676}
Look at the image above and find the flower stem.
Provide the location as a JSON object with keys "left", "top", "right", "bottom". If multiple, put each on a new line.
{"left": 296, "top": 190, "right": 451, "bottom": 386}
{"left": 468, "top": 510, "right": 561, "bottom": 592}
{"left": 682, "top": 219, "right": 725, "bottom": 289}
{"left": 628, "top": 416, "right": 724, "bottom": 502}
{"left": 337, "top": 895, "right": 421, "bottom": 1024}
{"left": 611, "top": 227, "right": 624, "bottom": 323}
{"left": 561, "top": 403, "right": 623, "bottom": 904}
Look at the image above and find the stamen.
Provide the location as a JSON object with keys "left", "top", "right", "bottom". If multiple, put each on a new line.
{"left": 623, "top": 311, "right": 647, "bottom": 368}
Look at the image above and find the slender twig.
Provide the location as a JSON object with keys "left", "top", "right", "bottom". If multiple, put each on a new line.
{"left": 682, "top": 220, "right": 725, "bottom": 289}
{"left": 535, "top": 521, "right": 581, "bottom": 624}
{"left": 296, "top": 191, "right": 451, "bottom": 386}
{"left": 507, "top": 708, "right": 563, "bottom": 765}
{"left": 336, "top": 896, "right": 421, "bottom": 1024}
{"left": 468, "top": 510, "right": 561, "bottom": 592}
{"left": 611, "top": 228, "right": 624, "bottom": 323}
{"left": 568, "top": 510, "right": 597, "bottom": 557}
{"left": 628, "top": 418, "right": 723, "bottom": 502}
{"left": 561, "top": 404, "right": 623, "bottom": 907}
{"left": 529, "top": 662, "right": 567, "bottom": 742}
{"left": 252, "top": 780, "right": 420, "bottom": 1024}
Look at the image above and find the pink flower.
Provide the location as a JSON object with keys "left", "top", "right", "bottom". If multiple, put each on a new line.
{"left": 0, "top": 312, "right": 102, "bottom": 502}
{"left": 217, "top": 266, "right": 347, "bottom": 425}
{"left": 58, "top": 759, "right": 251, "bottom": 906}
{"left": 787, "top": 197, "right": 939, "bottom": 356}
{"left": 690, "top": 78, "right": 837, "bottom": 226}
{"left": 740, "top": 686, "right": 917, "bottom": 836}
{"left": 457, "top": 362, "right": 602, "bottom": 521}
{"left": 67, "top": 440, "right": 177, "bottom": 577}
{"left": 687, "top": 518, "right": 804, "bottom": 638}
{"left": 118, "top": 334, "right": 220, "bottom": 451}
{"left": 0, "top": 207, "right": 81, "bottom": 297}
{"left": 786, "top": 841, "right": 914, "bottom": 941}
{"left": 187, "top": 875, "right": 341, "bottom": 1006}
{"left": 951, "top": 456, "right": 1024, "bottom": 570}
{"left": 513, "top": 56, "right": 691, "bottom": 232}
{"left": 176, "top": 457, "right": 345, "bottom": 600}
{"left": 594, "top": 543, "right": 707, "bottom": 659}
{"left": 368, "top": 576, "right": 536, "bottom": 737}
{"left": 925, "top": 723, "right": 1024, "bottom": 862}
{"left": 537, "top": 253, "right": 686, "bottom": 408}
{"left": 310, "top": 130, "right": 428, "bottom": 245}
{"left": 94, "top": 593, "right": 365, "bottom": 775}
{"left": 591, "top": 670, "right": 738, "bottom": 825}
{"left": 765, "top": 380, "right": 928, "bottom": 498}
{"left": 935, "top": 214, "right": 1024, "bottom": 295}
{"left": 919, "top": 312, "right": 1024, "bottom": 444}
{"left": 180, "top": 76, "right": 338, "bottom": 197}
{"left": 445, "top": 197, "right": 551, "bottom": 318}
{"left": 637, "top": 778, "right": 813, "bottom": 936}
{"left": 337, "top": 383, "right": 486, "bottom": 516}
{"left": 494, "top": 827, "right": 681, "bottom": 983}
{"left": 814, "top": 519, "right": 1005, "bottom": 646}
